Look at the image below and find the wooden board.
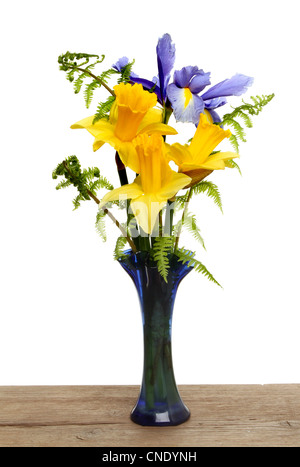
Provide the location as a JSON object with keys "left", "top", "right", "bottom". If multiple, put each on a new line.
{"left": 0, "top": 385, "right": 300, "bottom": 447}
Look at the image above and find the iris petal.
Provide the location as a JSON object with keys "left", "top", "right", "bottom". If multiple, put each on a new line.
{"left": 201, "top": 73, "right": 254, "bottom": 100}
{"left": 156, "top": 33, "right": 176, "bottom": 101}
{"left": 203, "top": 97, "right": 227, "bottom": 110}
{"left": 167, "top": 84, "right": 204, "bottom": 124}
{"left": 189, "top": 71, "right": 211, "bottom": 94}
{"left": 173, "top": 66, "right": 199, "bottom": 88}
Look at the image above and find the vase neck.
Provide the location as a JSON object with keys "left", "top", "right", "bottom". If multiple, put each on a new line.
{"left": 118, "top": 250, "right": 192, "bottom": 308}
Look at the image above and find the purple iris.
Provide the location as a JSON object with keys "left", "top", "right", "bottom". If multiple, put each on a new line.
{"left": 167, "top": 68, "right": 254, "bottom": 124}
{"left": 130, "top": 33, "right": 175, "bottom": 105}
{"left": 167, "top": 66, "right": 211, "bottom": 124}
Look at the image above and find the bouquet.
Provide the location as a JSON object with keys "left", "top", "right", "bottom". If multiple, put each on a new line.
{"left": 52, "top": 34, "right": 274, "bottom": 426}
{"left": 53, "top": 33, "right": 273, "bottom": 285}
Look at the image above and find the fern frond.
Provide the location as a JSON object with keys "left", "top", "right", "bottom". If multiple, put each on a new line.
{"left": 73, "top": 71, "right": 86, "bottom": 94}
{"left": 191, "top": 181, "right": 223, "bottom": 213}
{"left": 52, "top": 156, "right": 113, "bottom": 210}
{"left": 182, "top": 212, "right": 206, "bottom": 250}
{"left": 224, "top": 159, "right": 242, "bottom": 175}
{"left": 99, "top": 68, "right": 118, "bottom": 83}
{"left": 93, "top": 95, "right": 116, "bottom": 123}
{"left": 152, "top": 236, "right": 174, "bottom": 282}
{"left": 229, "top": 134, "right": 239, "bottom": 152}
{"left": 118, "top": 60, "right": 135, "bottom": 83}
{"left": 225, "top": 118, "right": 247, "bottom": 143}
{"left": 95, "top": 209, "right": 107, "bottom": 242}
{"left": 176, "top": 248, "right": 222, "bottom": 287}
{"left": 84, "top": 80, "right": 101, "bottom": 108}
{"left": 217, "top": 93, "right": 275, "bottom": 151}
{"left": 114, "top": 236, "right": 128, "bottom": 260}
{"left": 55, "top": 179, "right": 72, "bottom": 190}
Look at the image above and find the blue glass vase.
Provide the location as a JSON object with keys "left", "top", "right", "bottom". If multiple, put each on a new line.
{"left": 119, "top": 250, "right": 192, "bottom": 426}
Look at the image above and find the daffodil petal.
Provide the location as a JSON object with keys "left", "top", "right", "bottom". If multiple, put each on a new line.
{"left": 138, "top": 122, "right": 178, "bottom": 136}
{"left": 157, "top": 171, "right": 191, "bottom": 200}
{"left": 118, "top": 142, "right": 140, "bottom": 173}
{"left": 92, "top": 125, "right": 117, "bottom": 152}
{"left": 99, "top": 182, "right": 143, "bottom": 209}
{"left": 71, "top": 116, "right": 108, "bottom": 137}
{"left": 138, "top": 107, "right": 162, "bottom": 131}
{"left": 93, "top": 140, "right": 106, "bottom": 151}
{"left": 167, "top": 143, "right": 192, "bottom": 167}
{"left": 208, "top": 151, "right": 239, "bottom": 162}
{"left": 189, "top": 113, "right": 231, "bottom": 162}
{"left": 130, "top": 194, "right": 166, "bottom": 235}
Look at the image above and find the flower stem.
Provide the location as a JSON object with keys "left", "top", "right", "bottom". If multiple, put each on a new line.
{"left": 115, "top": 152, "right": 128, "bottom": 186}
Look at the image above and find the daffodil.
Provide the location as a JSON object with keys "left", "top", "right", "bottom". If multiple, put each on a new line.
{"left": 71, "top": 83, "right": 178, "bottom": 173}
{"left": 168, "top": 113, "right": 239, "bottom": 179}
{"left": 99, "top": 134, "right": 191, "bottom": 234}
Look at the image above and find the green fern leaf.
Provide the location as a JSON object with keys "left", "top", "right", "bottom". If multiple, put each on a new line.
{"left": 84, "top": 80, "right": 101, "bottom": 108}
{"left": 95, "top": 209, "right": 107, "bottom": 242}
{"left": 93, "top": 95, "right": 116, "bottom": 123}
{"left": 117, "top": 60, "right": 135, "bottom": 83}
{"left": 217, "top": 93, "right": 275, "bottom": 152}
{"left": 114, "top": 236, "right": 128, "bottom": 260}
{"left": 176, "top": 248, "right": 222, "bottom": 287}
{"left": 191, "top": 181, "right": 223, "bottom": 213}
{"left": 182, "top": 212, "right": 206, "bottom": 250}
{"left": 224, "top": 159, "right": 242, "bottom": 175}
{"left": 152, "top": 236, "right": 174, "bottom": 282}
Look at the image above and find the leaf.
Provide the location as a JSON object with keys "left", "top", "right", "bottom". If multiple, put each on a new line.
{"left": 95, "top": 209, "right": 107, "bottom": 242}
{"left": 191, "top": 181, "right": 223, "bottom": 213}
{"left": 176, "top": 248, "right": 222, "bottom": 287}
{"left": 114, "top": 236, "right": 128, "bottom": 260}
{"left": 152, "top": 236, "right": 174, "bottom": 282}
{"left": 93, "top": 95, "right": 116, "bottom": 123}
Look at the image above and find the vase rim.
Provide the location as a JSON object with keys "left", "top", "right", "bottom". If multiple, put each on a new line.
{"left": 118, "top": 249, "right": 194, "bottom": 272}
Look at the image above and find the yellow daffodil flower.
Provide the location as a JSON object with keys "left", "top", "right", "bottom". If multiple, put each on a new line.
{"left": 168, "top": 113, "right": 239, "bottom": 176}
{"left": 99, "top": 134, "right": 191, "bottom": 234}
{"left": 71, "top": 83, "right": 178, "bottom": 173}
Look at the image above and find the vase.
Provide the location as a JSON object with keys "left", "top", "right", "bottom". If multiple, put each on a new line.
{"left": 118, "top": 249, "right": 192, "bottom": 426}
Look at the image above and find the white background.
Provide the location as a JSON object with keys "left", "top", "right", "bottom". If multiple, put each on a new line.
{"left": 1, "top": 0, "right": 299, "bottom": 385}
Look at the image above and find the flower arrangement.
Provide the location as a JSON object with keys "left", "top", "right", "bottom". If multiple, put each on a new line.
{"left": 53, "top": 34, "right": 273, "bottom": 285}
{"left": 53, "top": 33, "right": 274, "bottom": 426}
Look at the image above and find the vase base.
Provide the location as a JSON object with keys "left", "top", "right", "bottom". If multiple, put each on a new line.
{"left": 130, "top": 404, "right": 190, "bottom": 427}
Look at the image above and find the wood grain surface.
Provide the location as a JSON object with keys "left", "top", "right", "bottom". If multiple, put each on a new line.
{"left": 0, "top": 385, "right": 299, "bottom": 447}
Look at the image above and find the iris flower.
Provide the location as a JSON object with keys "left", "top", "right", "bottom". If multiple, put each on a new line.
{"left": 167, "top": 68, "right": 254, "bottom": 124}
{"left": 168, "top": 113, "right": 239, "bottom": 178}
{"left": 99, "top": 134, "right": 191, "bottom": 234}
{"left": 167, "top": 66, "right": 211, "bottom": 124}
{"left": 70, "top": 83, "right": 177, "bottom": 173}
